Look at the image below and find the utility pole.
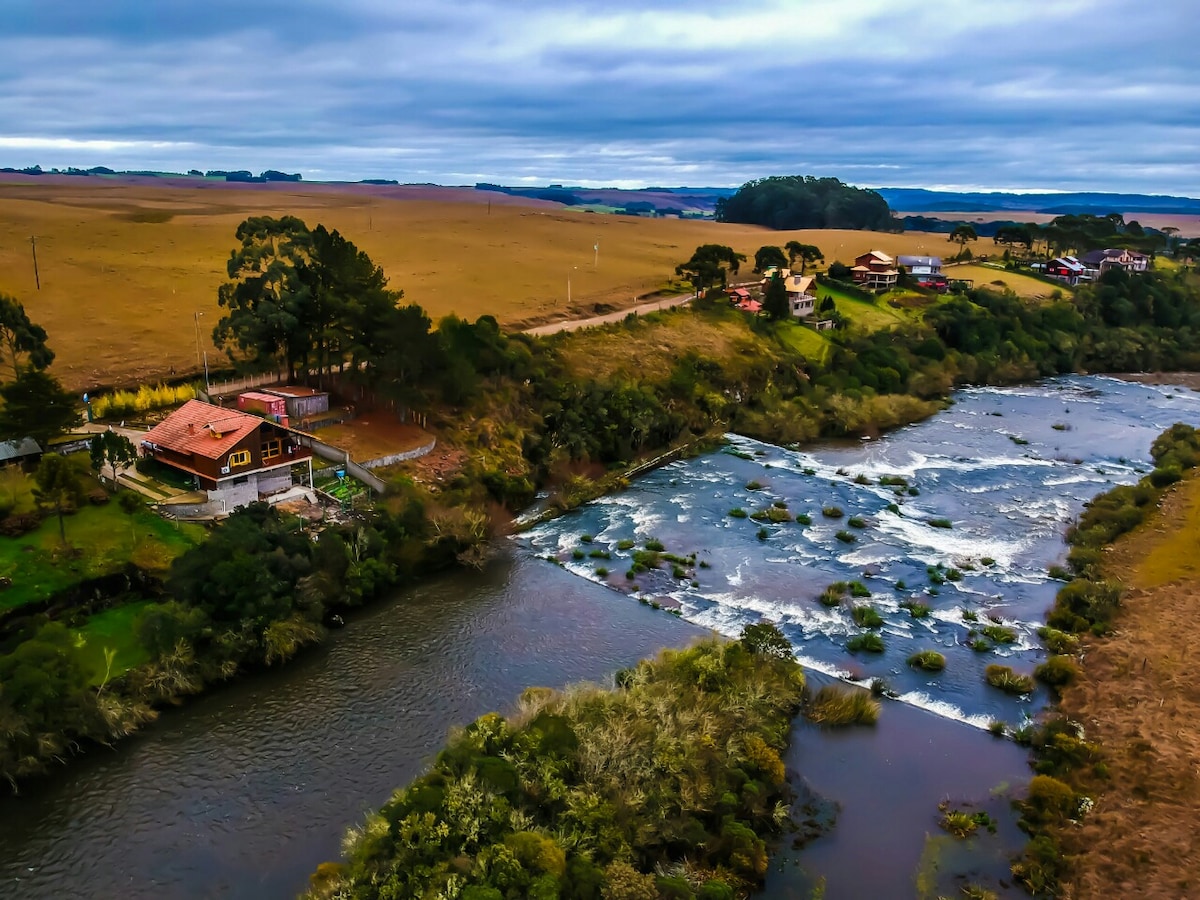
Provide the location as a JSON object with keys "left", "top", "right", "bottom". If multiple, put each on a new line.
{"left": 30, "top": 236, "right": 40, "bottom": 290}
{"left": 594, "top": 238, "right": 599, "bottom": 269}
{"left": 193, "top": 311, "right": 204, "bottom": 367}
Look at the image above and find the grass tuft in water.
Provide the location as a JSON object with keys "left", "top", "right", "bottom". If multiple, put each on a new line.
{"left": 981, "top": 624, "right": 1017, "bottom": 644}
{"left": 835, "top": 530, "right": 856, "bottom": 544}
{"left": 822, "top": 505, "right": 844, "bottom": 519}
{"left": 907, "top": 650, "right": 946, "bottom": 671}
{"left": 847, "top": 632, "right": 884, "bottom": 653}
{"left": 985, "top": 664, "right": 1035, "bottom": 694}
{"left": 795, "top": 512, "right": 812, "bottom": 525}
{"left": 805, "top": 685, "right": 880, "bottom": 726}
{"left": 851, "top": 604, "right": 884, "bottom": 628}
{"left": 728, "top": 507, "right": 748, "bottom": 519}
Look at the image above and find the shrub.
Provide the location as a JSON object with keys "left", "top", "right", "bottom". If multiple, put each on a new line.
{"left": 595, "top": 567, "right": 609, "bottom": 578}
{"left": 806, "top": 685, "right": 880, "bottom": 726}
{"left": 879, "top": 475, "right": 907, "bottom": 486}
{"left": 645, "top": 538, "right": 665, "bottom": 552}
{"left": 821, "top": 505, "right": 844, "bottom": 519}
{"left": 772, "top": 500, "right": 788, "bottom": 509}
{"left": 980, "top": 557, "right": 996, "bottom": 567}
{"left": 745, "top": 480, "right": 763, "bottom": 491}
{"left": 961, "top": 608, "right": 978, "bottom": 622}
{"left": 847, "top": 515, "right": 867, "bottom": 528}
{"left": 617, "top": 539, "right": 635, "bottom": 550}
{"left": 847, "top": 633, "right": 884, "bottom": 653}
{"left": 945, "top": 568, "right": 963, "bottom": 581}
{"left": 851, "top": 605, "right": 884, "bottom": 628}
{"left": 900, "top": 600, "right": 931, "bottom": 619}
{"left": 985, "top": 664, "right": 1035, "bottom": 694}
{"left": 572, "top": 549, "right": 585, "bottom": 560}
{"left": 588, "top": 548, "right": 611, "bottom": 559}
{"left": 853, "top": 473, "right": 872, "bottom": 485}
{"left": 795, "top": 512, "right": 812, "bottom": 525}
{"left": 756, "top": 527, "right": 769, "bottom": 541}
{"left": 927, "top": 517, "right": 953, "bottom": 529}
{"left": 729, "top": 507, "right": 748, "bottom": 518}
{"left": 580, "top": 533, "right": 594, "bottom": 543}
{"left": 848, "top": 581, "right": 871, "bottom": 597}
{"left": 988, "top": 720, "right": 1007, "bottom": 737}
{"left": 835, "top": 530, "right": 856, "bottom": 544}
{"left": 86, "top": 487, "right": 110, "bottom": 505}
{"left": 818, "top": 585, "right": 845, "bottom": 607}
{"left": 1047, "top": 564, "right": 1070, "bottom": 581}
{"left": 907, "top": 650, "right": 945, "bottom": 672}
{"left": 0, "top": 512, "right": 40, "bottom": 536}
{"left": 968, "top": 637, "right": 992, "bottom": 652}
{"left": 1034, "top": 655, "right": 1079, "bottom": 688}
{"left": 980, "top": 624, "right": 1017, "bottom": 644}
{"left": 1037, "top": 626, "right": 1079, "bottom": 655}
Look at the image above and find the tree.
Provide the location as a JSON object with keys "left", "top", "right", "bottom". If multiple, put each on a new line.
{"left": 715, "top": 175, "right": 895, "bottom": 231}
{"left": 33, "top": 453, "right": 84, "bottom": 545}
{"left": 762, "top": 274, "right": 790, "bottom": 321}
{"left": 993, "top": 225, "right": 1035, "bottom": 250}
{"left": 753, "top": 245, "right": 787, "bottom": 273}
{"left": 0, "top": 293, "right": 54, "bottom": 380}
{"left": 949, "top": 224, "right": 978, "bottom": 252}
{"left": 89, "top": 430, "right": 136, "bottom": 484}
{"left": 0, "top": 367, "right": 78, "bottom": 447}
{"left": 214, "top": 216, "right": 315, "bottom": 381}
{"left": 785, "top": 242, "right": 824, "bottom": 274}
{"left": 675, "top": 245, "right": 746, "bottom": 295}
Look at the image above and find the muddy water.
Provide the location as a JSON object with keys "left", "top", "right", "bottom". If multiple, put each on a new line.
{"left": 3, "top": 375, "right": 1197, "bottom": 899}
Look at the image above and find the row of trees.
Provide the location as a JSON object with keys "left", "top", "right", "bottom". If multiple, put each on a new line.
{"left": 0, "top": 293, "right": 79, "bottom": 448}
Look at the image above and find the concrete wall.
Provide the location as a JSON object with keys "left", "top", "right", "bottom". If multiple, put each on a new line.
{"left": 361, "top": 439, "right": 436, "bottom": 469}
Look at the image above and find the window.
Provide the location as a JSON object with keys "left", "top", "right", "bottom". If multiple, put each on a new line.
{"left": 261, "top": 439, "right": 281, "bottom": 460}
{"left": 228, "top": 449, "right": 251, "bottom": 468}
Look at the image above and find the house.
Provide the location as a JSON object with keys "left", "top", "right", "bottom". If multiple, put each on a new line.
{"left": 1079, "top": 248, "right": 1150, "bottom": 277}
{"left": 237, "top": 390, "right": 289, "bottom": 424}
{"left": 140, "top": 399, "right": 313, "bottom": 514}
{"left": 728, "top": 287, "right": 752, "bottom": 305}
{"left": 1046, "top": 256, "right": 1088, "bottom": 285}
{"left": 0, "top": 437, "right": 42, "bottom": 469}
{"left": 782, "top": 274, "right": 817, "bottom": 317}
{"left": 735, "top": 298, "right": 762, "bottom": 314}
{"left": 897, "top": 255, "right": 947, "bottom": 291}
{"left": 851, "top": 250, "right": 899, "bottom": 291}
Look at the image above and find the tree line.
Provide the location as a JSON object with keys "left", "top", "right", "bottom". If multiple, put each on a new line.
{"left": 715, "top": 175, "right": 899, "bottom": 231}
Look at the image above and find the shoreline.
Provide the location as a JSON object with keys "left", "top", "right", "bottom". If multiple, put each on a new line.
{"left": 1104, "top": 370, "right": 1200, "bottom": 390}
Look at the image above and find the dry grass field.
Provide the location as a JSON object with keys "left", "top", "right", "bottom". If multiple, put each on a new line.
{"left": 1057, "top": 473, "right": 1200, "bottom": 898}
{"left": 948, "top": 263, "right": 1062, "bottom": 299}
{"left": 0, "top": 176, "right": 944, "bottom": 390}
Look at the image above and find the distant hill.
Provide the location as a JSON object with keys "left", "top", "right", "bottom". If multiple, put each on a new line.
{"left": 878, "top": 188, "right": 1200, "bottom": 216}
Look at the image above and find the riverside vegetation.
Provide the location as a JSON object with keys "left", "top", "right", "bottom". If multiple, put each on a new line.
{"left": 1010, "top": 423, "right": 1200, "bottom": 895}
{"left": 306, "top": 624, "right": 805, "bottom": 900}
{"left": 3, "top": 217, "right": 1200, "bottom": 805}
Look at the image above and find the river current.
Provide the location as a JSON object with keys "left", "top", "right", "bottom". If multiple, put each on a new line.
{"left": 2, "top": 375, "right": 1197, "bottom": 899}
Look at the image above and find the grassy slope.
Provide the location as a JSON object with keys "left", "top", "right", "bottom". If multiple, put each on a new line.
{"left": 1057, "top": 474, "right": 1200, "bottom": 898}
{"left": 73, "top": 600, "right": 158, "bottom": 685}
{"left": 0, "top": 469, "right": 204, "bottom": 612}
{"left": 0, "top": 179, "right": 944, "bottom": 390}
{"left": 949, "top": 263, "right": 1062, "bottom": 300}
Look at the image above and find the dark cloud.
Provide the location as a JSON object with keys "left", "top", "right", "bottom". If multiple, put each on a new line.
{"left": 1, "top": 0, "right": 1196, "bottom": 192}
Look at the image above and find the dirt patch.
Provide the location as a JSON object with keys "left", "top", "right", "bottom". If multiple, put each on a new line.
{"left": 1107, "top": 371, "right": 1200, "bottom": 392}
{"left": 1056, "top": 476, "right": 1200, "bottom": 898}
{"left": 315, "top": 419, "right": 432, "bottom": 462}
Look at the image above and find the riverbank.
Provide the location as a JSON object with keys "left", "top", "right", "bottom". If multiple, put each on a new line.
{"left": 1054, "top": 472, "right": 1200, "bottom": 898}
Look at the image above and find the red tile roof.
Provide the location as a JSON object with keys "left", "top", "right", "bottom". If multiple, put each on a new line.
{"left": 142, "top": 400, "right": 266, "bottom": 460}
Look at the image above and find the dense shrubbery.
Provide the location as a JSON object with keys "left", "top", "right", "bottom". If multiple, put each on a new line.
{"left": 715, "top": 176, "right": 897, "bottom": 231}
{"left": 308, "top": 627, "right": 805, "bottom": 899}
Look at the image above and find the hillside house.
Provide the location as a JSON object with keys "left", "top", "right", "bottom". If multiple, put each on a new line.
{"left": 897, "top": 255, "right": 947, "bottom": 291}
{"left": 140, "top": 400, "right": 313, "bottom": 514}
{"left": 1046, "top": 256, "right": 1089, "bottom": 285}
{"left": 851, "top": 250, "right": 899, "bottom": 291}
{"left": 783, "top": 274, "right": 817, "bottom": 317}
{"left": 1079, "top": 248, "right": 1150, "bottom": 277}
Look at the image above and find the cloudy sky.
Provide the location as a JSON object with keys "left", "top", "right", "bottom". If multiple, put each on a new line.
{"left": 2, "top": 0, "right": 1197, "bottom": 193}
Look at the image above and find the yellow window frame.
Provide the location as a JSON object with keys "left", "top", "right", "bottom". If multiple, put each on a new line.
{"left": 262, "top": 439, "right": 282, "bottom": 460}
{"left": 228, "top": 449, "right": 251, "bottom": 467}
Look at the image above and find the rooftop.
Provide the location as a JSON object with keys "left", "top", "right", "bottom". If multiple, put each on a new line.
{"left": 142, "top": 400, "right": 267, "bottom": 460}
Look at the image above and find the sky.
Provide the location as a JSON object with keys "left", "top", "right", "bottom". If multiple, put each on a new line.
{"left": 2, "top": 0, "right": 1198, "bottom": 194}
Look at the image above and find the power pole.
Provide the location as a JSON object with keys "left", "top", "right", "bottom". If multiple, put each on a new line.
{"left": 30, "top": 236, "right": 40, "bottom": 290}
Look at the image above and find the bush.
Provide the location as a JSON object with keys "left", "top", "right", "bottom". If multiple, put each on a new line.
{"left": 907, "top": 650, "right": 945, "bottom": 672}
{"left": 927, "top": 517, "right": 953, "bottom": 529}
{"left": 847, "top": 515, "right": 867, "bottom": 528}
{"left": 851, "top": 605, "right": 884, "bottom": 628}
{"left": 1034, "top": 655, "right": 1079, "bottom": 688}
{"left": 980, "top": 624, "right": 1017, "bottom": 644}
{"left": 745, "top": 480, "right": 763, "bottom": 491}
{"left": 806, "top": 685, "right": 879, "bottom": 726}
{"left": 86, "top": 487, "right": 110, "bottom": 505}
{"left": 644, "top": 538, "right": 665, "bottom": 552}
{"left": 1037, "top": 626, "right": 1079, "bottom": 655}
{"left": 617, "top": 539, "right": 635, "bottom": 550}
{"left": 580, "top": 533, "right": 593, "bottom": 543}
{"left": 795, "top": 512, "right": 812, "bottom": 525}
{"left": 728, "top": 507, "right": 748, "bottom": 518}
{"left": 847, "top": 633, "right": 884, "bottom": 653}
{"left": 848, "top": 581, "right": 871, "bottom": 598}
{"left": 985, "top": 664, "right": 1035, "bottom": 694}
{"left": 821, "top": 506, "right": 844, "bottom": 519}
{"left": 835, "top": 530, "right": 856, "bottom": 544}
{"left": 900, "top": 600, "right": 931, "bottom": 618}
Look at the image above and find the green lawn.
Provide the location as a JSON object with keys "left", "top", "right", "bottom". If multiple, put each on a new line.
{"left": 0, "top": 473, "right": 204, "bottom": 612}
{"left": 817, "top": 283, "right": 910, "bottom": 330}
{"left": 773, "top": 320, "right": 833, "bottom": 364}
{"left": 73, "top": 600, "right": 160, "bottom": 685}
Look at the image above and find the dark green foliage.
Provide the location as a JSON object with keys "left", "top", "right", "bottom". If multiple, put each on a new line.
{"left": 835, "top": 530, "right": 856, "bottom": 544}
{"left": 899, "top": 600, "right": 931, "bottom": 619}
{"left": 805, "top": 685, "right": 880, "bottom": 726}
{"left": 821, "top": 506, "right": 843, "bottom": 518}
{"left": 644, "top": 538, "right": 665, "bottom": 552}
{"left": 980, "top": 624, "right": 1017, "bottom": 644}
{"left": 984, "top": 664, "right": 1035, "bottom": 694}
{"left": 847, "top": 516, "right": 866, "bottom": 528}
{"left": 927, "top": 517, "right": 953, "bottom": 529}
{"left": 89, "top": 431, "right": 136, "bottom": 483}
{"left": 907, "top": 650, "right": 945, "bottom": 672}
{"left": 314, "top": 639, "right": 805, "bottom": 897}
{"left": 728, "top": 507, "right": 748, "bottom": 518}
{"left": 847, "top": 633, "right": 884, "bottom": 653}
{"left": 795, "top": 512, "right": 812, "bottom": 525}
{"left": 763, "top": 273, "right": 790, "bottom": 321}
{"left": 753, "top": 245, "right": 788, "bottom": 273}
{"left": 1034, "top": 655, "right": 1079, "bottom": 689}
{"left": 851, "top": 605, "right": 883, "bottom": 628}
{"left": 0, "top": 292, "right": 55, "bottom": 376}
{"left": 675, "top": 244, "right": 747, "bottom": 293}
{"left": 0, "top": 367, "right": 79, "bottom": 447}
{"left": 32, "top": 453, "right": 84, "bottom": 544}
{"left": 848, "top": 581, "right": 871, "bottom": 598}
{"left": 715, "top": 176, "right": 896, "bottom": 231}
{"left": 617, "top": 539, "right": 635, "bottom": 551}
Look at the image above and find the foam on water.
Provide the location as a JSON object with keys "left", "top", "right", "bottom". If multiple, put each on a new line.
{"left": 895, "top": 692, "right": 996, "bottom": 730}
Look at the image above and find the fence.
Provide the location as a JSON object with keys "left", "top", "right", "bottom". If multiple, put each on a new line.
{"left": 204, "top": 370, "right": 284, "bottom": 398}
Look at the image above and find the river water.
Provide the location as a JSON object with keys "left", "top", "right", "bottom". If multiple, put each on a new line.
{"left": 3, "top": 375, "right": 1198, "bottom": 899}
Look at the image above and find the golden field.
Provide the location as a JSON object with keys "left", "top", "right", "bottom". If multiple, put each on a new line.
{"left": 0, "top": 176, "right": 947, "bottom": 390}
{"left": 947, "top": 262, "right": 1061, "bottom": 299}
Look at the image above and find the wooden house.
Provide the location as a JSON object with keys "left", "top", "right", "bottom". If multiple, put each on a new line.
{"left": 140, "top": 400, "right": 313, "bottom": 514}
{"left": 1046, "top": 256, "right": 1088, "bottom": 285}
{"left": 783, "top": 274, "right": 817, "bottom": 317}
{"left": 262, "top": 385, "right": 331, "bottom": 421}
{"left": 851, "top": 251, "right": 899, "bottom": 291}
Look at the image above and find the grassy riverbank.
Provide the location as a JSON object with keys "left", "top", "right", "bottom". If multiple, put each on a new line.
{"left": 307, "top": 625, "right": 805, "bottom": 900}
{"left": 1013, "top": 424, "right": 1200, "bottom": 896}
{"left": 1047, "top": 469, "right": 1200, "bottom": 897}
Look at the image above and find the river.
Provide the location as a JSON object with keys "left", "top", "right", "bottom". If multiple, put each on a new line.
{"left": 3, "top": 375, "right": 1198, "bottom": 899}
